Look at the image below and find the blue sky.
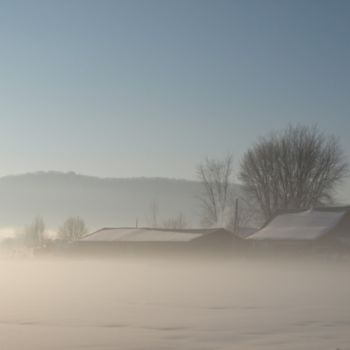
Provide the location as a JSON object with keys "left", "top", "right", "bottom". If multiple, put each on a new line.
{"left": 0, "top": 0, "right": 349, "bottom": 196}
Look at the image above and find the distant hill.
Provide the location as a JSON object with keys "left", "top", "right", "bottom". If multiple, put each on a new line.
{"left": 0, "top": 172, "right": 210, "bottom": 232}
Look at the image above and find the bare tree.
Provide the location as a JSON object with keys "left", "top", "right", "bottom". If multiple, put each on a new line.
{"left": 239, "top": 125, "right": 348, "bottom": 221}
{"left": 58, "top": 216, "right": 88, "bottom": 242}
{"left": 148, "top": 199, "right": 159, "bottom": 228}
{"left": 197, "top": 155, "right": 234, "bottom": 227}
{"left": 22, "top": 216, "right": 46, "bottom": 249}
{"left": 225, "top": 196, "right": 263, "bottom": 232}
{"left": 162, "top": 213, "right": 188, "bottom": 229}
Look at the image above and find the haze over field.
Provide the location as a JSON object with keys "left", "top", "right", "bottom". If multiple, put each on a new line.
{"left": 0, "top": 258, "right": 350, "bottom": 350}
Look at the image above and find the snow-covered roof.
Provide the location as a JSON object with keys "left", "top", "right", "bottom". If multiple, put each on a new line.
{"left": 80, "top": 228, "right": 225, "bottom": 243}
{"left": 248, "top": 208, "right": 348, "bottom": 241}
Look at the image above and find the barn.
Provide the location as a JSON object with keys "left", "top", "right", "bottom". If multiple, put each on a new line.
{"left": 71, "top": 227, "right": 241, "bottom": 256}
{"left": 248, "top": 206, "right": 350, "bottom": 250}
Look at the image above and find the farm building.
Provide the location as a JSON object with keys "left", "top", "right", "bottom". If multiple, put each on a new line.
{"left": 248, "top": 206, "right": 350, "bottom": 249}
{"left": 71, "top": 227, "right": 242, "bottom": 256}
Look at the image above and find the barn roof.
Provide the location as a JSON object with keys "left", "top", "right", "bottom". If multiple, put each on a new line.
{"left": 80, "top": 227, "right": 234, "bottom": 243}
{"left": 248, "top": 206, "right": 350, "bottom": 241}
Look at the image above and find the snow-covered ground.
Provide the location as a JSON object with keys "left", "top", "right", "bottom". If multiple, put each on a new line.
{"left": 0, "top": 258, "right": 349, "bottom": 350}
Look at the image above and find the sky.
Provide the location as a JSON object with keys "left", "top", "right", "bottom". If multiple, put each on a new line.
{"left": 0, "top": 0, "right": 349, "bottom": 197}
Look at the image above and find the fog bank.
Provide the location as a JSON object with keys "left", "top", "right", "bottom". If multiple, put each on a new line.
{"left": 0, "top": 258, "right": 349, "bottom": 350}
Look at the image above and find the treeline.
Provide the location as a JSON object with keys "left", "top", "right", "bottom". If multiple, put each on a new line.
{"left": 2, "top": 216, "right": 88, "bottom": 252}
{"left": 197, "top": 124, "right": 348, "bottom": 229}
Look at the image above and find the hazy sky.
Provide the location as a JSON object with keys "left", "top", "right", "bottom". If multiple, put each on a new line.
{"left": 0, "top": 0, "right": 349, "bottom": 195}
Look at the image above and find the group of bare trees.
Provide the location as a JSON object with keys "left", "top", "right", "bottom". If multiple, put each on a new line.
{"left": 147, "top": 199, "right": 188, "bottom": 229}
{"left": 198, "top": 125, "right": 348, "bottom": 227}
{"left": 21, "top": 216, "right": 46, "bottom": 248}
{"left": 17, "top": 216, "right": 88, "bottom": 249}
